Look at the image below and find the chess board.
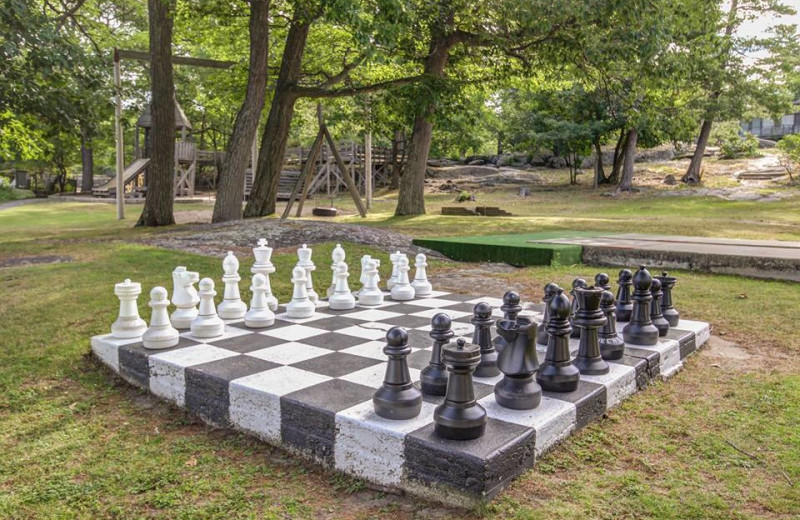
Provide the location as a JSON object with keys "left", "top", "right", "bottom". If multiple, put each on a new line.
{"left": 91, "top": 290, "right": 711, "bottom": 506}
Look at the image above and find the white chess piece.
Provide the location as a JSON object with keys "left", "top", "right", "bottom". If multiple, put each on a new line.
{"left": 286, "top": 266, "right": 316, "bottom": 319}
{"left": 170, "top": 266, "right": 200, "bottom": 329}
{"left": 358, "top": 259, "right": 384, "bottom": 306}
{"left": 245, "top": 274, "right": 275, "bottom": 328}
{"left": 387, "top": 251, "right": 402, "bottom": 290}
{"left": 191, "top": 278, "right": 225, "bottom": 338}
{"left": 143, "top": 286, "right": 180, "bottom": 349}
{"left": 297, "top": 243, "right": 319, "bottom": 304}
{"left": 329, "top": 263, "right": 356, "bottom": 310}
{"left": 111, "top": 279, "right": 147, "bottom": 339}
{"left": 327, "top": 243, "right": 346, "bottom": 298}
{"left": 390, "top": 255, "right": 415, "bottom": 301}
{"left": 218, "top": 251, "right": 248, "bottom": 319}
{"left": 357, "top": 254, "right": 372, "bottom": 295}
{"left": 411, "top": 253, "right": 433, "bottom": 297}
{"left": 251, "top": 238, "right": 279, "bottom": 311}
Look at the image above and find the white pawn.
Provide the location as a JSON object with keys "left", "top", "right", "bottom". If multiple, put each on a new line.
{"left": 245, "top": 274, "right": 275, "bottom": 328}
{"left": 329, "top": 263, "right": 356, "bottom": 310}
{"left": 287, "top": 266, "right": 316, "bottom": 319}
{"left": 390, "top": 255, "right": 415, "bottom": 301}
{"left": 143, "top": 287, "right": 180, "bottom": 349}
{"left": 387, "top": 251, "right": 402, "bottom": 290}
{"left": 251, "top": 238, "right": 279, "bottom": 311}
{"left": 111, "top": 279, "right": 147, "bottom": 339}
{"left": 191, "top": 278, "right": 225, "bottom": 338}
{"left": 411, "top": 253, "right": 433, "bottom": 297}
{"left": 170, "top": 266, "right": 200, "bottom": 329}
{"left": 358, "top": 259, "right": 384, "bottom": 306}
{"left": 218, "top": 251, "right": 248, "bottom": 319}
{"left": 327, "top": 243, "right": 346, "bottom": 298}
{"left": 297, "top": 244, "right": 319, "bottom": 305}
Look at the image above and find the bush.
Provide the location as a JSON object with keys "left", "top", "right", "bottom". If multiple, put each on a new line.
{"left": 711, "top": 121, "right": 760, "bottom": 159}
{"left": 777, "top": 134, "right": 800, "bottom": 182}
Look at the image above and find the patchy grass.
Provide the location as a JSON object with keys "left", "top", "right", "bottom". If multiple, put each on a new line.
{"left": 0, "top": 196, "right": 798, "bottom": 518}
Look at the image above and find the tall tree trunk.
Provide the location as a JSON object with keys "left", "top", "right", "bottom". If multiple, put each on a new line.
{"left": 617, "top": 128, "right": 638, "bottom": 192}
{"left": 395, "top": 40, "right": 450, "bottom": 216}
{"left": 213, "top": 0, "right": 270, "bottom": 223}
{"left": 682, "top": 119, "right": 712, "bottom": 184}
{"left": 137, "top": 0, "right": 176, "bottom": 227}
{"left": 389, "top": 129, "right": 401, "bottom": 190}
{"left": 609, "top": 128, "right": 626, "bottom": 184}
{"left": 80, "top": 129, "right": 94, "bottom": 194}
{"left": 593, "top": 136, "right": 604, "bottom": 187}
{"left": 244, "top": 19, "right": 310, "bottom": 218}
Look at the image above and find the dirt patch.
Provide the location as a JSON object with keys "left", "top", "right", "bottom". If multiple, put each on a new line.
{"left": 141, "top": 218, "right": 441, "bottom": 258}
{"left": 0, "top": 255, "right": 72, "bottom": 268}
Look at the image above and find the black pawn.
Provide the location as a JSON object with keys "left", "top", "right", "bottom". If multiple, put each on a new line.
{"left": 473, "top": 302, "right": 499, "bottom": 378}
{"left": 495, "top": 317, "right": 542, "bottom": 409}
{"left": 615, "top": 269, "right": 634, "bottom": 322}
{"left": 537, "top": 289, "right": 581, "bottom": 392}
{"left": 536, "top": 283, "right": 560, "bottom": 346}
{"left": 420, "top": 313, "right": 454, "bottom": 396}
{"left": 622, "top": 266, "right": 659, "bottom": 346}
{"left": 649, "top": 278, "right": 670, "bottom": 337}
{"left": 373, "top": 327, "right": 422, "bottom": 420}
{"left": 434, "top": 338, "right": 487, "bottom": 440}
{"left": 655, "top": 272, "right": 680, "bottom": 326}
{"left": 598, "top": 290, "right": 625, "bottom": 360}
{"left": 494, "top": 290, "right": 521, "bottom": 353}
{"left": 594, "top": 272, "right": 612, "bottom": 292}
{"left": 572, "top": 286, "right": 609, "bottom": 375}
{"left": 569, "top": 278, "right": 587, "bottom": 338}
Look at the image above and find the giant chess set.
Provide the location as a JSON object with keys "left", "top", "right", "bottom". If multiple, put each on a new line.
{"left": 91, "top": 240, "right": 711, "bottom": 505}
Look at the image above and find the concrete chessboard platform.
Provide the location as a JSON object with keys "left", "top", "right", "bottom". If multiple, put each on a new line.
{"left": 91, "top": 290, "right": 710, "bottom": 506}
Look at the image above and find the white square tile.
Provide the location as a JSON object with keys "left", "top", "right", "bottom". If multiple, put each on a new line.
{"left": 466, "top": 296, "right": 504, "bottom": 307}
{"left": 91, "top": 334, "right": 138, "bottom": 371}
{"left": 339, "top": 341, "right": 387, "bottom": 361}
{"left": 345, "top": 309, "right": 404, "bottom": 322}
{"left": 229, "top": 366, "right": 331, "bottom": 443}
{"left": 335, "top": 400, "right": 436, "bottom": 486}
{"left": 409, "top": 308, "right": 471, "bottom": 320}
{"left": 416, "top": 322, "right": 475, "bottom": 337}
{"left": 180, "top": 325, "right": 251, "bottom": 343}
{"left": 403, "top": 298, "right": 462, "bottom": 309}
{"left": 627, "top": 337, "right": 682, "bottom": 378}
{"left": 339, "top": 363, "right": 421, "bottom": 388}
{"left": 150, "top": 344, "right": 239, "bottom": 367}
{"left": 479, "top": 394, "right": 576, "bottom": 456}
{"left": 582, "top": 362, "right": 637, "bottom": 409}
{"left": 260, "top": 324, "right": 327, "bottom": 341}
{"left": 426, "top": 290, "right": 451, "bottom": 298}
{"left": 337, "top": 324, "right": 390, "bottom": 340}
{"left": 674, "top": 319, "right": 711, "bottom": 345}
{"left": 147, "top": 345, "right": 239, "bottom": 407}
{"left": 246, "top": 342, "right": 331, "bottom": 365}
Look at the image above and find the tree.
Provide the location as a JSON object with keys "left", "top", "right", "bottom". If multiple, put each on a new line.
{"left": 137, "top": 0, "right": 176, "bottom": 227}
{"left": 212, "top": 0, "right": 270, "bottom": 223}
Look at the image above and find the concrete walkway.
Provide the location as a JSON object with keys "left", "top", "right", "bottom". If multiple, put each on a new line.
{"left": 531, "top": 234, "right": 800, "bottom": 281}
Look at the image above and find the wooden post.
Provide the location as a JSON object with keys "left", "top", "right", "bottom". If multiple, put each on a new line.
{"left": 114, "top": 49, "right": 125, "bottom": 220}
{"left": 323, "top": 126, "right": 366, "bottom": 217}
{"left": 364, "top": 131, "right": 372, "bottom": 210}
{"left": 282, "top": 129, "right": 324, "bottom": 219}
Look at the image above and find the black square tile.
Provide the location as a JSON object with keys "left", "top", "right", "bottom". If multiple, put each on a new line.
{"left": 208, "top": 333, "right": 282, "bottom": 353}
{"left": 406, "top": 329, "right": 432, "bottom": 349}
{"left": 289, "top": 352, "right": 381, "bottom": 377}
{"left": 185, "top": 356, "right": 278, "bottom": 427}
{"left": 434, "top": 292, "right": 475, "bottom": 302}
{"left": 257, "top": 318, "right": 296, "bottom": 330}
{"left": 281, "top": 379, "right": 375, "bottom": 465}
{"left": 404, "top": 418, "right": 536, "bottom": 498}
{"left": 446, "top": 302, "right": 480, "bottom": 314}
{"left": 543, "top": 380, "right": 607, "bottom": 430}
{"left": 118, "top": 338, "right": 200, "bottom": 388}
{"left": 408, "top": 349, "right": 434, "bottom": 371}
{"left": 624, "top": 346, "right": 662, "bottom": 380}
{"left": 381, "top": 315, "right": 432, "bottom": 329}
{"left": 378, "top": 304, "right": 431, "bottom": 315}
{"left": 614, "top": 355, "right": 650, "bottom": 389}
{"left": 667, "top": 329, "right": 696, "bottom": 359}
{"left": 421, "top": 381, "right": 495, "bottom": 405}
{"left": 299, "top": 332, "right": 374, "bottom": 351}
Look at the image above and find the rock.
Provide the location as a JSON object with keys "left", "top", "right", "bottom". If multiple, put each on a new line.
{"left": 467, "top": 159, "right": 486, "bottom": 166}
{"left": 662, "top": 174, "right": 677, "bottom": 185}
{"left": 546, "top": 156, "right": 567, "bottom": 169}
{"left": 518, "top": 187, "right": 531, "bottom": 197}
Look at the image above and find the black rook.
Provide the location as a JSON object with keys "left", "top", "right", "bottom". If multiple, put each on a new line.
{"left": 434, "top": 338, "right": 487, "bottom": 440}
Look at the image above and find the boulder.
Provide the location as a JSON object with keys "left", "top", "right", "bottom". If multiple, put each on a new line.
{"left": 662, "top": 174, "right": 677, "bottom": 185}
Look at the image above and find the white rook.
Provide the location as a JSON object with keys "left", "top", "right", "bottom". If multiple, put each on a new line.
{"left": 111, "top": 279, "right": 147, "bottom": 339}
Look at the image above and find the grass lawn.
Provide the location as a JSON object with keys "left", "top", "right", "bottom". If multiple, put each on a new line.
{"left": 0, "top": 197, "right": 798, "bottom": 519}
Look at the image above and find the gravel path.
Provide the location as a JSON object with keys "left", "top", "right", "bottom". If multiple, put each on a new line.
{"left": 142, "top": 218, "right": 442, "bottom": 258}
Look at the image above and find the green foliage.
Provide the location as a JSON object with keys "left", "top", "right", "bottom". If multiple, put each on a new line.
{"left": 777, "top": 134, "right": 800, "bottom": 179}
{"left": 713, "top": 122, "right": 760, "bottom": 159}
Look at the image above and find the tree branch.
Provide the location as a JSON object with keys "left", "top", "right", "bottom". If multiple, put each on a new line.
{"left": 292, "top": 75, "right": 424, "bottom": 99}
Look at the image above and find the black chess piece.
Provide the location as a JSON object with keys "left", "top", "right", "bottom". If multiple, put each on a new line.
{"left": 537, "top": 288, "right": 581, "bottom": 392}
{"left": 494, "top": 290, "right": 521, "bottom": 354}
{"left": 536, "top": 283, "right": 560, "bottom": 346}
{"left": 373, "top": 327, "right": 423, "bottom": 419}
{"left": 649, "top": 278, "right": 670, "bottom": 337}
{"left": 615, "top": 269, "right": 634, "bottom": 322}
{"left": 472, "top": 302, "right": 499, "bottom": 378}
{"left": 434, "top": 338, "right": 487, "bottom": 440}
{"left": 622, "top": 266, "right": 659, "bottom": 346}
{"left": 572, "top": 286, "right": 610, "bottom": 375}
{"left": 569, "top": 278, "right": 587, "bottom": 338}
{"left": 420, "top": 313, "right": 454, "bottom": 396}
{"left": 655, "top": 271, "right": 680, "bottom": 326}
{"left": 495, "top": 317, "right": 542, "bottom": 409}
{"left": 598, "top": 290, "right": 625, "bottom": 360}
{"left": 594, "top": 272, "right": 612, "bottom": 292}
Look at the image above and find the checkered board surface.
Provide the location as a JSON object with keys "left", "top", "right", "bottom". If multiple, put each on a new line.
{"left": 91, "top": 290, "right": 711, "bottom": 505}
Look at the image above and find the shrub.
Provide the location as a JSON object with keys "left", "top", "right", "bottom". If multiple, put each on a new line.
{"left": 711, "top": 121, "right": 760, "bottom": 159}
{"left": 777, "top": 134, "right": 800, "bottom": 182}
